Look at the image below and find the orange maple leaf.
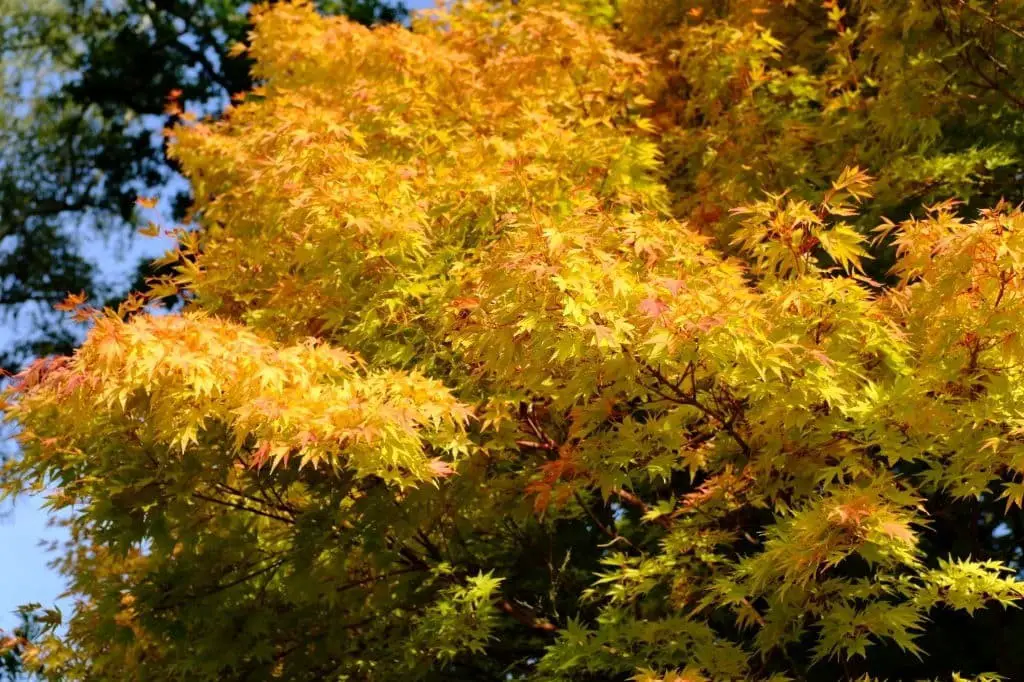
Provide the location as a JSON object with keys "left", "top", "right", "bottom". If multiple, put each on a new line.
{"left": 427, "top": 458, "right": 455, "bottom": 478}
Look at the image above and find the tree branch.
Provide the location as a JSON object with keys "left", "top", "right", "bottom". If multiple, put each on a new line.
{"left": 499, "top": 599, "right": 558, "bottom": 633}
{"left": 191, "top": 491, "right": 295, "bottom": 525}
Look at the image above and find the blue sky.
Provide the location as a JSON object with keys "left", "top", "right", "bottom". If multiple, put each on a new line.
{"left": 0, "top": 0, "right": 434, "bottom": 634}
{"left": 0, "top": 496, "right": 69, "bottom": 628}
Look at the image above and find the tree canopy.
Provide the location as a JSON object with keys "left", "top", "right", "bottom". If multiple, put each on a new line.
{"left": 0, "top": 0, "right": 405, "bottom": 373}
{"left": 7, "top": 0, "right": 1024, "bottom": 680}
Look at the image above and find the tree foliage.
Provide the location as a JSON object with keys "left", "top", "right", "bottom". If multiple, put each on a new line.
{"left": 0, "top": 606, "right": 46, "bottom": 680}
{"left": 0, "top": 0, "right": 405, "bottom": 373}
{"left": 7, "top": 0, "right": 1024, "bottom": 679}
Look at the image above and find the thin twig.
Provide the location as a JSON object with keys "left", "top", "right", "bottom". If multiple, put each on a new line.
{"left": 573, "top": 490, "right": 640, "bottom": 553}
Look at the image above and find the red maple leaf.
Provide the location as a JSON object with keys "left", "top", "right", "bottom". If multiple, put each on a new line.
{"left": 638, "top": 296, "right": 669, "bottom": 319}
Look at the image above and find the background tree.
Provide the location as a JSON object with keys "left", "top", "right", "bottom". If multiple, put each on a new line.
{"left": 8, "top": 0, "right": 1024, "bottom": 680}
{"left": 0, "top": 607, "right": 44, "bottom": 680}
{"left": 0, "top": 0, "right": 405, "bottom": 373}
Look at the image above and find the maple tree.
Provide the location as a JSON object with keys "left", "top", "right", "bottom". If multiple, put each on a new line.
{"left": 0, "top": 0, "right": 405, "bottom": 373}
{"left": 7, "top": 0, "right": 1024, "bottom": 679}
